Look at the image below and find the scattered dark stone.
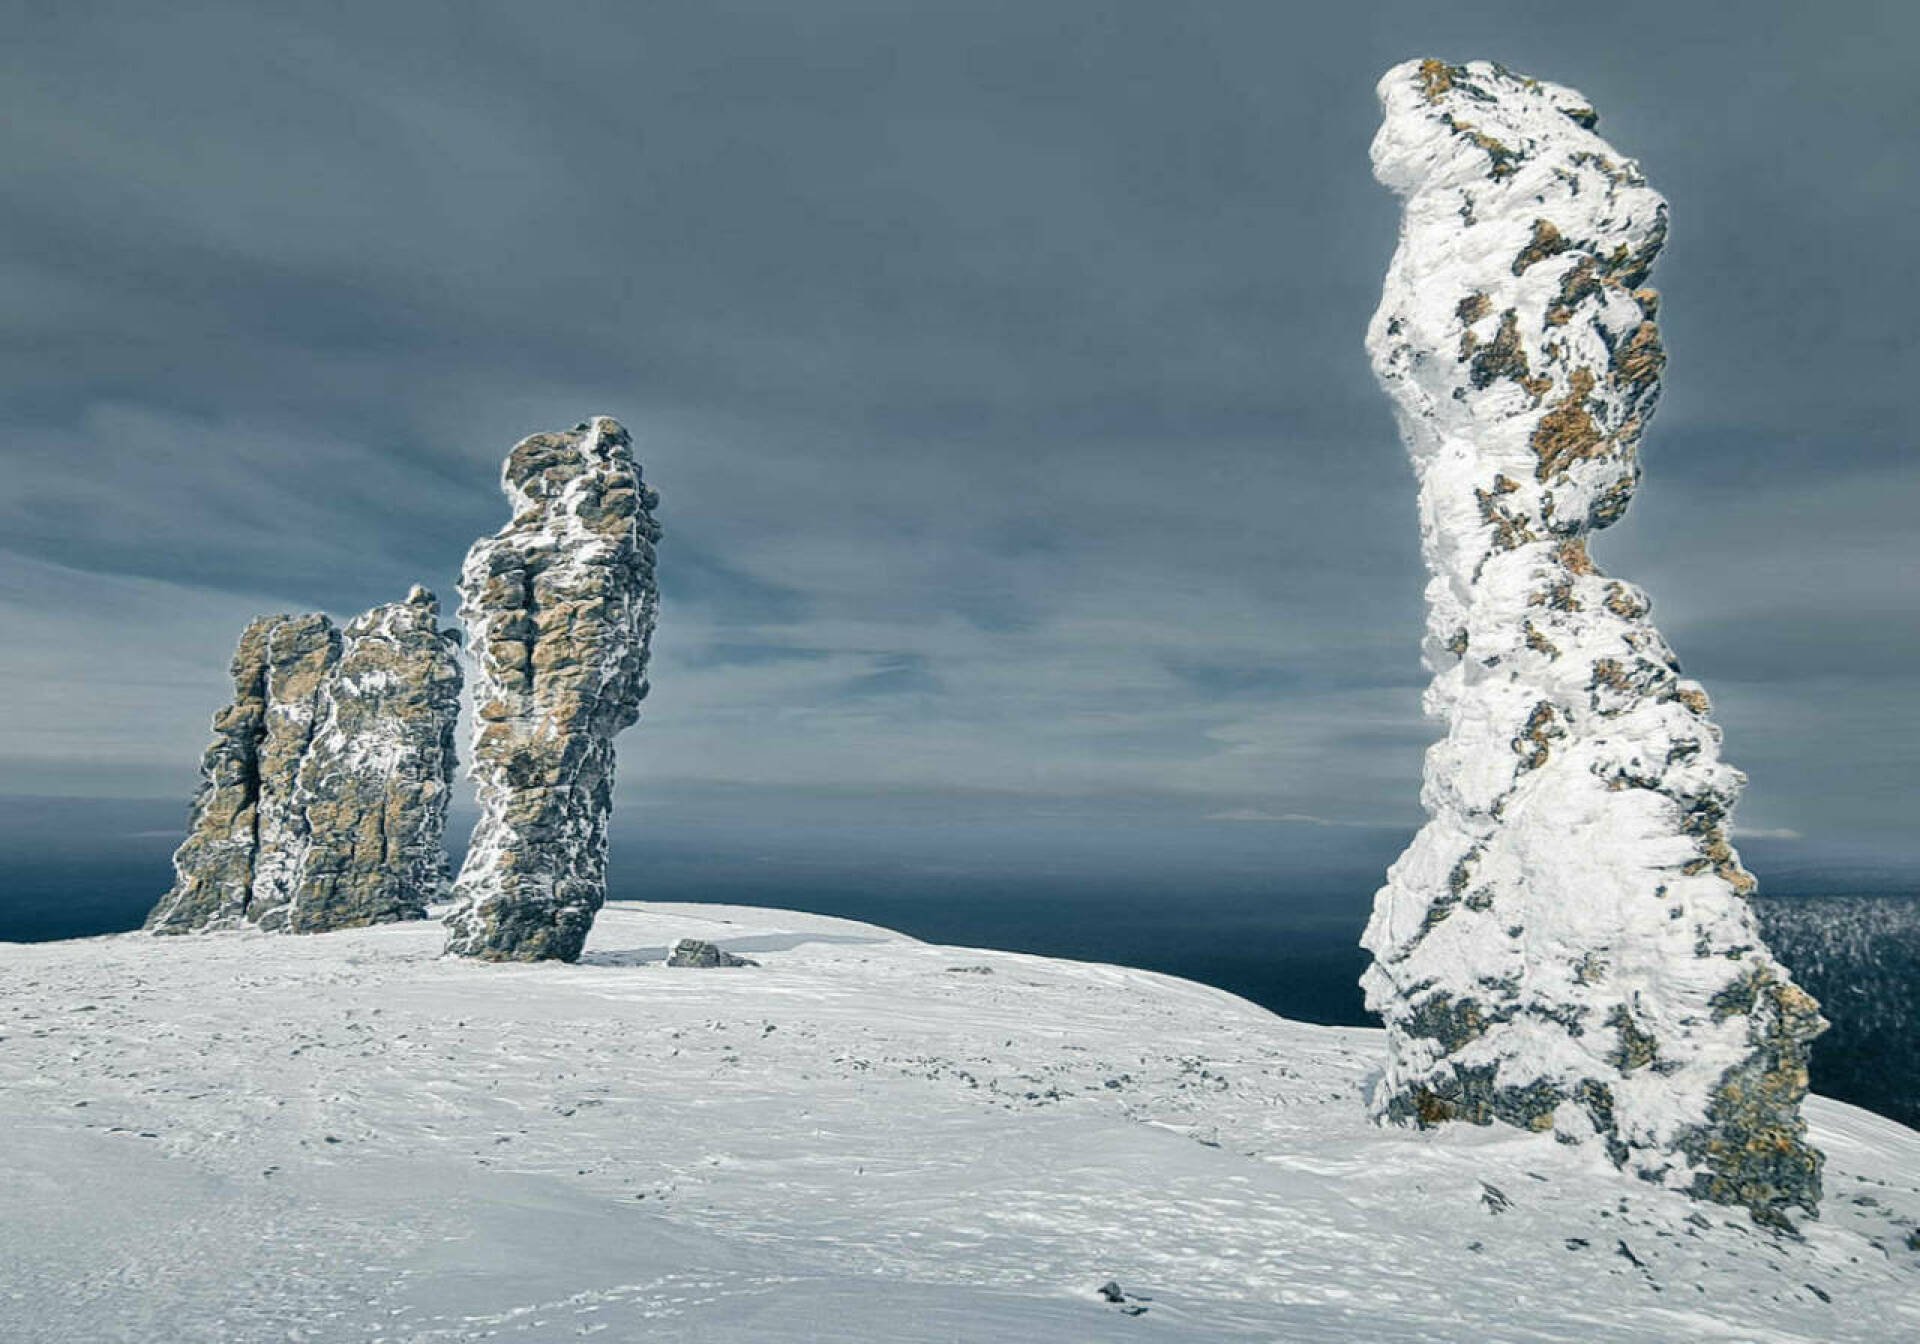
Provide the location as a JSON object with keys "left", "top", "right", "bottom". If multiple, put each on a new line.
{"left": 666, "top": 939, "right": 757, "bottom": 969}
{"left": 1480, "top": 1181, "right": 1512, "bottom": 1214}
{"left": 1097, "top": 1282, "right": 1125, "bottom": 1304}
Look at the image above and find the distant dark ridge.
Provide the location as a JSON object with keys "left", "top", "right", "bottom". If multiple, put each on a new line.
{"left": 1755, "top": 893, "right": 1920, "bottom": 1131}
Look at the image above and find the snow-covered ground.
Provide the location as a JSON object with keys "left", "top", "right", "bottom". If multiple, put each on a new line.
{"left": 3, "top": 902, "right": 1915, "bottom": 1342}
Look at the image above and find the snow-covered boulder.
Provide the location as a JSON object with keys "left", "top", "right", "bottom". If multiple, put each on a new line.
{"left": 1361, "top": 59, "right": 1824, "bottom": 1223}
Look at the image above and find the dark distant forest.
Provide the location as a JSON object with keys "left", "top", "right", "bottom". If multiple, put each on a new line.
{"left": 1756, "top": 894, "right": 1920, "bottom": 1130}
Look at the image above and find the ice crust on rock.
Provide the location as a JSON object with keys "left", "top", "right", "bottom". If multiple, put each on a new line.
{"left": 1360, "top": 59, "right": 1824, "bottom": 1222}
{"left": 444, "top": 417, "right": 661, "bottom": 963}
{"left": 147, "top": 588, "right": 463, "bottom": 935}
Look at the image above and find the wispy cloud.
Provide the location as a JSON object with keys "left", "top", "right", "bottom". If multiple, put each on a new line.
{"left": 1205, "top": 809, "right": 1384, "bottom": 828}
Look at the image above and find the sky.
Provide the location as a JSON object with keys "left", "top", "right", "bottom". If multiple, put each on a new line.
{"left": 2, "top": 0, "right": 1916, "bottom": 875}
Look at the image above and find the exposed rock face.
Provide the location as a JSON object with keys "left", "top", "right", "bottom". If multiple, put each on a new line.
{"left": 666, "top": 939, "right": 757, "bottom": 968}
{"left": 1360, "top": 59, "right": 1824, "bottom": 1223}
{"left": 146, "top": 588, "right": 462, "bottom": 935}
{"left": 274, "top": 588, "right": 466, "bottom": 932}
{"left": 233, "top": 614, "right": 340, "bottom": 926}
{"left": 444, "top": 417, "right": 661, "bottom": 963}
{"left": 146, "top": 615, "right": 316, "bottom": 933}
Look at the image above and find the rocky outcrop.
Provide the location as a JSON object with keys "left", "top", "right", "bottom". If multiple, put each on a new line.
{"left": 1360, "top": 60, "right": 1824, "bottom": 1224}
{"left": 444, "top": 417, "right": 661, "bottom": 963}
{"left": 147, "top": 588, "right": 462, "bottom": 935}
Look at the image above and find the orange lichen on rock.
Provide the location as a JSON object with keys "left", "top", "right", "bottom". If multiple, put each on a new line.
{"left": 1532, "top": 368, "right": 1606, "bottom": 479}
{"left": 1556, "top": 538, "right": 1598, "bottom": 576}
{"left": 1512, "top": 218, "right": 1571, "bottom": 275}
{"left": 1612, "top": 321, "right": 1666, "bottom": 393}
{"left": 1672, "top": 684, "right": 1712, "bottom": 715}
{"left": 1417, "top": 58, "right": 1463, "bottom": 102}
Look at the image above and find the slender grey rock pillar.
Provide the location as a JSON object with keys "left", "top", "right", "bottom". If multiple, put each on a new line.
{"left": 444, "top": 417, "right": 661, "bottom": 962}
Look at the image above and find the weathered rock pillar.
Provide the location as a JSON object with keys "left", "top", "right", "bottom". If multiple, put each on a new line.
{"left": 444, "top": 417, "right": 661, "bottom": 962}
{"left": 1361, "top": 59, "right": 1824, "bottom": 1223}
{"left": 147, "top": 591, "right": 461, "bottom": 934}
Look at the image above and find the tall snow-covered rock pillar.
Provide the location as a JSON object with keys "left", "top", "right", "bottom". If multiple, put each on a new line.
{"left": 1360, "top": 59, "right": 1824, "bottom": 1223}
{"left": 444, "top": 417, "right": 661, "bottom": 962}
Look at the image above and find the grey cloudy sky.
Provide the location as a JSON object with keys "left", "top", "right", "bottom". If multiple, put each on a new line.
{"left": 3, "top": 0, "right": 1915, "bottom": 865}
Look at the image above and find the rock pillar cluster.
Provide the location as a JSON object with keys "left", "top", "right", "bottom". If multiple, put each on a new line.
{"left": 147, "top": 587, "right": 462, "bottom": 934}
{"left": 1360, "top": 59, "right": 1824, "bottom": 1223}
{"left": 443, "top": 417, "right": 661, "bottom": 962}
{"left": 151, "top": 416, "right": 661, "bottom": 962}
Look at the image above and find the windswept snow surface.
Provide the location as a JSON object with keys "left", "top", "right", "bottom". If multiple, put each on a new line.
{"left": 3, "top": 903, "right": 1915, "bottom": 1342}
